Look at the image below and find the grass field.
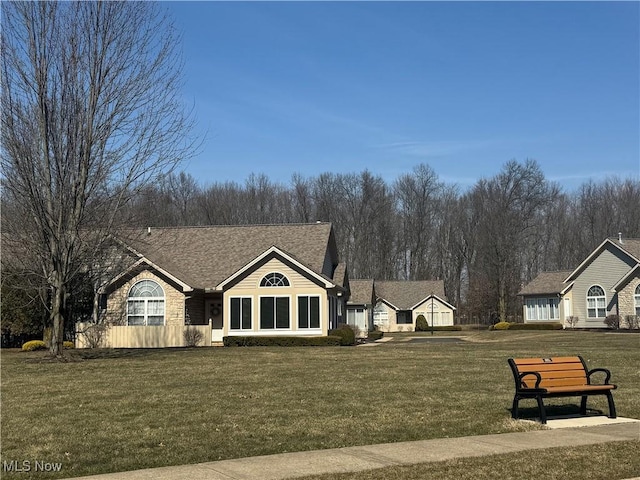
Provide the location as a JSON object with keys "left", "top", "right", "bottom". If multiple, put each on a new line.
{"left": 1, "top": 330, "right": 638, "bottom": 479}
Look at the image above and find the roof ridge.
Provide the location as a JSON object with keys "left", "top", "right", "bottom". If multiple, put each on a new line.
{"left": 140, "top": 222, "right": 332, "bottom": 231}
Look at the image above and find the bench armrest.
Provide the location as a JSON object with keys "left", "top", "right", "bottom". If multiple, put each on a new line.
{"left": 518, "top": 371, "right": 542, "bottom": 389}
{"left": 587, "top": 367, "right": 612, "bottom": 385}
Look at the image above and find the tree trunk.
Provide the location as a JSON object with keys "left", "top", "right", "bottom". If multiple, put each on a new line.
{"left": 49, "top": 282, "right": 66, "bottom": 357}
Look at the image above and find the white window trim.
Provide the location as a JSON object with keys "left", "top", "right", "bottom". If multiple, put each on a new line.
{"left": 525, "top": 298, "right": 560, "bottom": 321}
{"left": 229, "top": 296, "right": 253, "bottom": 331}
{"left": 296, "top": 294, "right": 322, "bottom": 331}
{"left": 259, "top": 272, "right": 290, "bottom": 288}
{"left": 586, "top": 285, "right": 606, "bottom": 319}
{"left": 127, "top": 280, "right": 165, "bottom": 326}
{"left": 634, "top": 284, "right": 640, "bottom": 316}
{"left": 258, "top": 295, "right": 291, "bottom": 330}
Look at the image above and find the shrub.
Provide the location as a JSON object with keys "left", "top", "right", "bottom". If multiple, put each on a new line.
{"left": 508, "top": 322, "right": 563, "bottom": 330}
{"left": 604, "top": 315, "right": 620, "bottom": 329}
{"left": 63, "top": 341, "right": 75, "bottom": 349}
{"left": 183, "top": 326, "right": 205, "bottom": 347}
{"left": 223, "top": 336, "right": 342, "bottom": 347}
{"left": 367, "top": 330, "right": 384, "bottom": 341}
{"left": 625, "top": 315, "right": 639, "bottom": 330}
{"left": 415, "top": 315, "right": 429, "bottom": 332}
{"left": 565, "top": 316, "right": 580, "bottom": 329}
{"left": 79, "top": 323, "right": 107, "bottom": 349}
{"left": 431, "top": 325, "right": 462, "bottom": 331}
{"left": 493, "top": 321, "right": 511, "bottom": 330}
{"left": 22, "top": 340, "right": 47, "bottom": 351}
{"left": 328, "top": 324, "right": 356, "bottom": 346}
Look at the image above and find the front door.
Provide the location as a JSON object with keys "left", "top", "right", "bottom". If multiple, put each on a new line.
{"left": 208, "top": 301, "right": 223, "bottom": 342}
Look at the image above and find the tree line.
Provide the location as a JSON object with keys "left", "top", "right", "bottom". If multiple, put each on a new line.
{"left": 1, "top": 1, "right": 638, "bottom": 353}
{"left": 126, "top": 161, "right": 640, "bottom": 324}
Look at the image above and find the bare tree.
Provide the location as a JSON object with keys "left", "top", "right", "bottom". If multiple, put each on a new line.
{"left": 394, "top": 164, "right": 443, "bottom": 280}
{"left": 469, "top": 160, "right": 559, "bottom": 323}
{"left": 1, "top": 2, "right": 196, "bottom": 357}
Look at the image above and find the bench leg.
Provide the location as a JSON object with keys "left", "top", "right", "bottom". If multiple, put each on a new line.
{"left": 511, "top": 396, "right": 520, "bottom": 420}
{"left": 606, "top": 392, "right": 617, "bottom": 419}
{"left": 536, "top": 396, "right": 547, "bottom": 424}
{"left": 580, "top": 395, "right": 588, "bottom": 415}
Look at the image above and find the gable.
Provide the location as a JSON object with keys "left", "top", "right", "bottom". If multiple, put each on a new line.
{"left": 566, "top": 238, "right": 639, "bottom": 283}
{"left": 101, "top": 258, "right": 193, "bottom": 294}
{"left": 216, "top": 246, "right": 335, "bottom": 291}
{"left": 412, "top": 295, "right": 456, "bottom": 315}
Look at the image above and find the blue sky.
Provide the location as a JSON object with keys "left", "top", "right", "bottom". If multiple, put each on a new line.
{"left": 168, "top": 1, "right": 640, "bottom": 191}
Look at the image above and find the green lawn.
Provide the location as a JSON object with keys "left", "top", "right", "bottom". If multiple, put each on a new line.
{"left": 1, "top": 331, "right": 638, "bottom": 479}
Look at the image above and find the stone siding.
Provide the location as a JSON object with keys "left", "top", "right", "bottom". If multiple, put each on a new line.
{"left": 106, "top": 270, "right": 185, "bottom": 326}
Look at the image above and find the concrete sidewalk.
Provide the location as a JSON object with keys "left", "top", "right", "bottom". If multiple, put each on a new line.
{"left": 65, "top": 417, "right": 639, "bottom": 480}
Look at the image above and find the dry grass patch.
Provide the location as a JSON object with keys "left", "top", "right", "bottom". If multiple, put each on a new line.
{"left": 1, "top": 332, "right": 638, "bottom": 479}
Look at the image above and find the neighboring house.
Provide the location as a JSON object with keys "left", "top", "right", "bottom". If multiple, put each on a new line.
{"left": 346, "top": 280, "right": 455, "bottom": 333}
{"left": 345, "top": 279, "right": 375, "bottom": 336}
{"left": 81, "top": 223, "right": 349, "bottom": 347}
{"left": 519, "top": 236, "right": 640, "bottom": 328}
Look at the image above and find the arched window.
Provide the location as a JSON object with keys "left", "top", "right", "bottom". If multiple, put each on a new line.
{"left": 260, "top": 272, "right": 290, "bottom": 287}
{"left": 127, "top": 280, "right": 165, "bottom": 326}
{"left": 635, "top": 284, "right": 640, "bottom": 317}
{"left": 586, "top": 285, "right": 606, "bottom": 319}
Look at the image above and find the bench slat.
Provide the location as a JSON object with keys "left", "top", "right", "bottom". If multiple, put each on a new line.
{"left": 519, "top": 363, "right": 585, "bottom": 372}
{"left": 514, "top": 356, "right": 581, "bottom": 365}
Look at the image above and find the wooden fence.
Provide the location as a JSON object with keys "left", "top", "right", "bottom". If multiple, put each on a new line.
{"left": 75, "top": 322, "right": 212, "bottom": 348}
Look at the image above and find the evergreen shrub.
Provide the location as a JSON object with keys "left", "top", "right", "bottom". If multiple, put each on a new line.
{"left": 223, "top": 336, "right": 341, "bottom": 347}
{"left": 328, "top": 324, "right": 356, "bottom": 346}
{"left": 22, "top": 340, "right": 47, "bottom": 351}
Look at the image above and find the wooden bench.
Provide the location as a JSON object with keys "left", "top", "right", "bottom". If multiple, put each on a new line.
{"left": 507, "top": 356, "right": 617, "bottom": 424}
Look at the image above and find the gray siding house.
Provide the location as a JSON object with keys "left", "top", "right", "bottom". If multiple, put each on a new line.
{"left": 519, "top": 237, "right": 640, "bottom": 328}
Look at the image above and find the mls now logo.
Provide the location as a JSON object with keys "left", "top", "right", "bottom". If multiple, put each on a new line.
{"left": 3, "top": 460, "right": 63, "bottom": 472}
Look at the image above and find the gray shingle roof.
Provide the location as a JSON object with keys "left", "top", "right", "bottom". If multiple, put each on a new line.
{"left": 374, "top": 280, "right": 446, "bottom": 309}
{"left": 612, "top": 238, "right": 640, "bottom": 262}
{"left": 119, "top": 223, "right": 337, "bottom": 290}
{"left": 348, "top": 279, "right": 375, "bottom": 305}
{"left": 518, "top": 270, "right": 573, "bottom": 296}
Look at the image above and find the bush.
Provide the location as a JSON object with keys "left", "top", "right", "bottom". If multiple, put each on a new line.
{"left": 63, "top": 341, "right": 75, "bottom": 349}
{"left": 604, "top": 315, "right": 620, "bottom": 329}
{"left": 566, "top": 316, "right": 580, "bottom": 329}
{"left": 79, "top": 323, "right": 107, "bottom": 349}
{"left": 328, "top": 324, "right": 356, "bottom": 346}
{"left": 415, "top": 315, "right": 429, "bottom": 332}
{"left": 183, "top": 326, "right": 204, "bottom": 347}
{"left": 625, "top": 315, "right": 639, "bottom": 330}
{"left": 508, "top": 322, "right": 563, "bottom": 330}
{"left": 22, "top": 340, "right": 47, "bottom": 351}
{"left": 223, "top": 336, "right": 342, "bottom": 347}
{"left": 367, "top": 330, "right": 384, "bottom": 341}
{"left": 431, "top": 325, "right": 462, "bottom": 331}
{"left": 493, "top": 321, "right": 511, "bottom": 330}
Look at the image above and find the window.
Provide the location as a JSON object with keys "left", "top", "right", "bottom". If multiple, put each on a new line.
{"left": 525, "top": 298, "right": 559, "bottom": 321}
{"left": 260, "top": 272, "right": 290, "bottom": 287}
{"left": 127, "top": 280, "right": 165, "bottom": 326}
{"left": 587, "top": 286, "right": 606, "bottom": 318}
{"left": 230, "top": 297, "right": 252, "bottom": 330}
{"left": 397, "top": 311, "right": 412, "bottom": 324}
{"left": 260, "top": 296, "right": 290, "bottom": 329}
{"left": 635, "top": 284, "right": 640, "bottom": 317}
{"left": 298, "top": 296, "right": 320, "bottom": 329}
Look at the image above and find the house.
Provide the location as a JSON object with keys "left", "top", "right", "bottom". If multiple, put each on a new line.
{"left": 80, "top": 223, "right": 349, "bottom": 347}
{"left": 519, "top": 236, "right": 640, "bottom": 328}
{"left": 346, "top": 279, "right": 456, "bottom": 333}
{"left": 345, "top": 279, "right": 375, "bottom": 335}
